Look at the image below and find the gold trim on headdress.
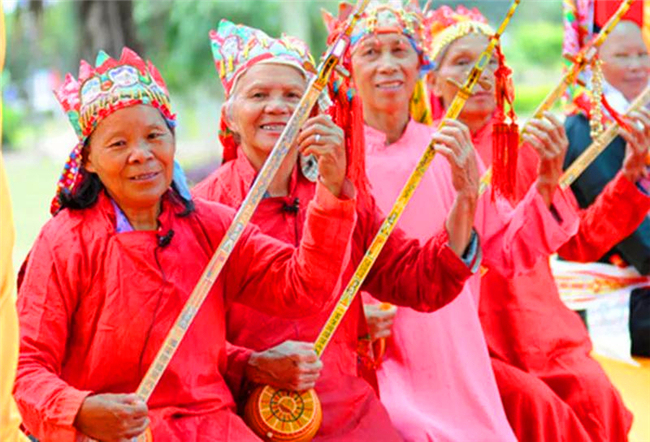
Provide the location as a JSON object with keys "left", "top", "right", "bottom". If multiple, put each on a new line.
{"left": 429, "top": 21, "right": 494, "bottom": 65}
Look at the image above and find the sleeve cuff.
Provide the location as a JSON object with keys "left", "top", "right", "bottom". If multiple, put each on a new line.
{"left": 436, "top": 229, "right": 475, "bottom": 280}
{"left": 459, "top": 229, "right": 482, "bottom": 274}
{"left": 52, "top": 388, "right": 92, "bottom": 427}
{"left": 636, "top": 176, "right": 650, "bottom": 195}
{"left": 224, "top": 344, "right": 254, "bottom": 401}
{"left": 534, "top": 185, "right": 580, "bottom": 236}
{"left": 313, "top": 179, "right": 357, "bottom": 218}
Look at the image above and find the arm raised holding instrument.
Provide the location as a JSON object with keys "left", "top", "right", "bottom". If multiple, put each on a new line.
{"left": 433, "top": 119, "right": 480, "bottom": 257}
{"left": 228, "top": 111, "right": 481, "bottom": 392}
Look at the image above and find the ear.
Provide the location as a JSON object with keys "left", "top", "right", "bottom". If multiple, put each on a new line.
{"left": 83, "top": 144, "right": 97, "bottom": 173}
{"left": 427, "top": 71, "right": 443, "bottom": 97}
{"left": 223, "top": 100, "right": 239, "bottom": 135}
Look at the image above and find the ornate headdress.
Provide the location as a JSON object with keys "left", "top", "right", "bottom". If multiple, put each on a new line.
{"left": 425, "top": 5, "right": 518, "bottom": 200}
{"left": 209, "top": 20, "right": 316, "bottom": 162}
{"left": 562, "top": 0, "right": 645, "bottom": 136}
{"left": 425, "top": 5, "right": 494, "bottom": 65}
{"left": 322, "top": 0, "right": 434, "bottom": 123}
{"left": 51, "top": 48, "right": 176, "bottom": 215}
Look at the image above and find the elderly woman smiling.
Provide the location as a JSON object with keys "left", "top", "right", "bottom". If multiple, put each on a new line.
{"left": 193, "top": 20, "right": 480, "bottom": 441}
{"left": 13, "top": 48, "right": 357, "bottom": 442}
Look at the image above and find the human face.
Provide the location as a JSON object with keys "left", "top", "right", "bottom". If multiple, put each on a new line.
{"left": 227, "top": 63, "right": 306, "bottom": 165}
{"left": 351, "top": 33, "right": 420, "bottom": 115}
{"left": 85, "top": 104, "right": 175, "bottom": 211}
{"left": 600, "top": 21, "right": 650, "bottom": 102}
{"left": 429, "top": 33, "right": 497, "bottom": 124}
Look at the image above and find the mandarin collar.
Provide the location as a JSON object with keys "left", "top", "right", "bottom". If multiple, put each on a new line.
{"left": 364, "top": 119, "right": 421, "bottom": 153}
{"left": 230, "top": 146, "right": 302, "bottom": 201}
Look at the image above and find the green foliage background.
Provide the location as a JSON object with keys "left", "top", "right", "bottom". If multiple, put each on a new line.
{"left": 3, "top": 0, "right": 567, "bottom": 149}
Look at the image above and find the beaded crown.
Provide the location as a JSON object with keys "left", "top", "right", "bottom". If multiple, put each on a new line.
{"left": 55, "top": 48, "right": 174, "bottom": 140}
{"left": 51, "top": 48, "right": 175, "bottom": 214}
{"left": 425, "top": 5, "right": 494, "bottom": 64}
{"left": 322, "top": 0, "right": 433, "bottom": 74}
{"left": 209, "top": 19, "right": 316, "bottom": 98}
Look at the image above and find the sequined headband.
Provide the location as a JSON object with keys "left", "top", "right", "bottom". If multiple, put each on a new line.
{"left": 51, "top": 48, "right": 175, "bottom": 214}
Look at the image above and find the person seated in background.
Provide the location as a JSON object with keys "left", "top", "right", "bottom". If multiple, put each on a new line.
{"left": 424, "top": 6, "right": 650, "bottom": 441}
{"left": 564, "top": 19, "right": 650, "bottom": 358}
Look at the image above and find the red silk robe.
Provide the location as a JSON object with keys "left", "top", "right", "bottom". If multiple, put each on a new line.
{"left": 192, "top": 151, "right": 474, "bottom": 441}
{"left": 14, "top": 187, "right": 357, "bottom": 442}
{"left": 475, "top": 119, "right": 650, "bottom": 442}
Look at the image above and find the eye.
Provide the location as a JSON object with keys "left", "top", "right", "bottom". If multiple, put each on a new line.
{"left": 362, "top": 47, "right": 377, "bottom": 57}
{"left": 250, "top": 91, "right": 266, "bottom": 99}
{"left": 147, "top": 131, "right": 165, "bottom": 140}
{"left": 287, "top": 91, "right": 301, "bottom": 99}
{"left": 108, "top": 140, "right": 126, "bottom": 149}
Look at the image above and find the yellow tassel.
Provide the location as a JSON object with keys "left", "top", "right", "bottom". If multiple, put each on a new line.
{"left": 409, "top": 79, "right": 433, "bottom": 125}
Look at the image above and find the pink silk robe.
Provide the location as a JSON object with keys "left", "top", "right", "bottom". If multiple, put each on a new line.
{"left": 474, "top": 119, "right": 649, "bottom": 442}
{"left": 192, "top": 149, "right": 475, "bottom": 441}
{"left": 364, "top": 120, "right": 580, "bottom": 442}
{"left": 14, "top": 187, "right": 357, "bottom": 442}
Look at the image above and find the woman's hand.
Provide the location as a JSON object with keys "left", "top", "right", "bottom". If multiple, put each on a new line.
{"left": 433, "top": 119, "right": 479, "bottom": 257}
{"left": 433, "top": 119, "right": 480, "bottom": 198}
{"left": 364, "top": 303, "right": 397, "bottom": 341}
{"left": 297, "top": 114, "right": 346, "bottom": 198}
{"left": 523, "top": 111, "right": 568, "bottom": 207}
{"left": 245, "top": 341, "right": 323, "bottom": 391}
{"left": 621, "top": 109, "right": 650, "bottom": 183}
{"left": 74, "top": 393, "right": 149, "bottom": 442}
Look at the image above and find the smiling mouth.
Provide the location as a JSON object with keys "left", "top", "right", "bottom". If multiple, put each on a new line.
{"left": 260, "top": 123, "right": 287, "bottom": 131}
{"left": 376, "top": 80, "right": 403, "bottom": 90}
{"left": 130, "top": 171, "right": 160, "bottom": 181}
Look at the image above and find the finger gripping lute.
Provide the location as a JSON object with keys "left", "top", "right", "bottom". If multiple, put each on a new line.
{"left": 560, "top": 84, "right": 650, "bottom": 189}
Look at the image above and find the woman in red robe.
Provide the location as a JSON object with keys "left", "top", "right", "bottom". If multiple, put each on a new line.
{"left": 13, "top": 48, "right": 359, "bottom": 442}
{"left": 193, "top": 20, "right": 480, "bottom": 441}
{"left": 425, "top": 6, "right": 650, "bottom": 441}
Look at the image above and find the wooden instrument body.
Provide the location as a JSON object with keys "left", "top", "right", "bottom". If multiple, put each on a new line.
{"left": 244, "top": 386, "right": 322, "bottom": 442}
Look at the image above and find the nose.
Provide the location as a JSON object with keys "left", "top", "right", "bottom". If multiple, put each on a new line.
{"left": 628, "top": 54, "right": 650, "bottom": 72}
{"left": 479, "top": 69, "right": 495, "bottom": 91}
{"left": 128, "top": 140, "right": 155, "bottom": 163}
{"left": 377, "top": 51, "right": 399, "bottom": 74}
{"left": 265, "top": 96, "right": 293, "bottom": 115}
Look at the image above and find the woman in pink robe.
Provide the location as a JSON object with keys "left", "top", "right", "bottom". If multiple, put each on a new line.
{"left": 426, "top": 8, "right": 650, "bottom": 442}
{"left": 321, "top": 2, "right": 583, "bottom": 441}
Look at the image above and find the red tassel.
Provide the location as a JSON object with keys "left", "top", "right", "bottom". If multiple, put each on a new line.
{"left": 329, "top": 77, "right": 370, "bottom": 202}
{"left": 491, "top": 44, "right": 518, "bottom": 201}
{"left": 219, "top": 107, "right": 238, "bottom": 163}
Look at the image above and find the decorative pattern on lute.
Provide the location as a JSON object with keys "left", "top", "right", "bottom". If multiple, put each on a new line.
{"left": 560, "top": 84, "right": 650, "bottom": 190}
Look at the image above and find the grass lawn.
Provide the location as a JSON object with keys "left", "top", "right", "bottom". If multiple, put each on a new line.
{"left": 5, "top": 155, "right": 60, "bottom": 269}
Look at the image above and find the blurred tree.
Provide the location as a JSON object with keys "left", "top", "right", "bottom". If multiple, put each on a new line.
{"left": 77, "top": 0, "right": 141, "bottom": 61}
